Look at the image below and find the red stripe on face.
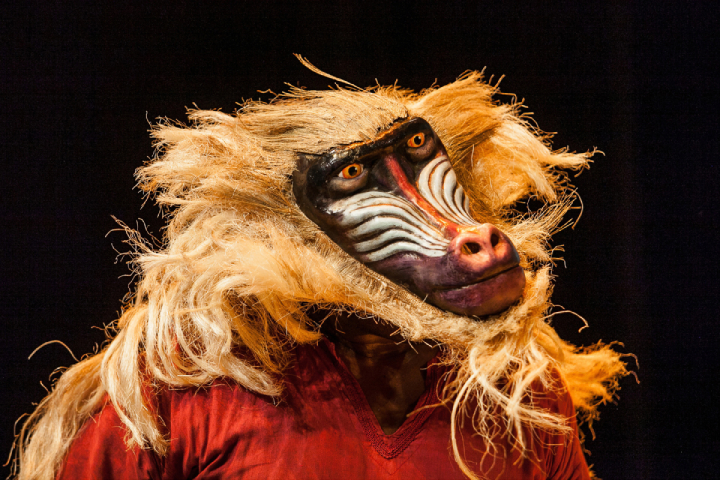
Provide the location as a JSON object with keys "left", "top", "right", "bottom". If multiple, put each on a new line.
{"left": 383, "top": 155, "right": 460, "bottom": 237}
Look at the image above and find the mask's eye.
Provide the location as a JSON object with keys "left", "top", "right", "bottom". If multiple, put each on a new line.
{"left": 338, "top": 163, "right": 363, "bottom": 179}
{"left": 407, "top": 133, "right": 425, "bottom": 148}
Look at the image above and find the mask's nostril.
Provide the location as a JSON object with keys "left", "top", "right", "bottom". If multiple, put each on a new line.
{"left": 490, "top": 233, "right": 499, "bottom": 248}
{"left": 461, "top": 242, "right": 482, "bottom": 255}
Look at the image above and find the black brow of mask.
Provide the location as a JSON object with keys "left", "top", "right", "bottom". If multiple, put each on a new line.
{"left": 307, "top": 117, "right": 432, "bottom": 185}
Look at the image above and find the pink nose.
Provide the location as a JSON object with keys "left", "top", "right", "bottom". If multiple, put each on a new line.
{"left": 447, "top": 224, "right": 520, "bottom": 277}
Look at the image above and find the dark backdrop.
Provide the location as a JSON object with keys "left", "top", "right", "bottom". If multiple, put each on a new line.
{"left": 3, "top": 2, "right": 717, "bottom": 478}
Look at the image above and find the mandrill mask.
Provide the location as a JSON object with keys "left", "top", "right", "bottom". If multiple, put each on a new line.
{"left": 293, "top": 117, "right": 525, "bottom": 317}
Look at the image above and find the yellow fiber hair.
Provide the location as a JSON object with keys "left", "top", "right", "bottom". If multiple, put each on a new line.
{"left": 14, "top": 70, "right": 626, "bottom": 480}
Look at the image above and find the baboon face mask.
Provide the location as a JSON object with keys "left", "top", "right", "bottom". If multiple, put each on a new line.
{"left": 293, "top": 117, "right": 526, "bottom": 317}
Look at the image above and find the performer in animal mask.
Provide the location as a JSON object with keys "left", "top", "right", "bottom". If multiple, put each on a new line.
{"left": 14, "top": 59, "right": 627, "bottom": 479}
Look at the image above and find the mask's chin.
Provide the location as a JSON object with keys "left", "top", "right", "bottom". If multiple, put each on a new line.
{"left": 424, "top": 265, "right": 527, "bottom": 317}
{"left": 386, "top": 266, "right": 551, "bottom": 354}
{"left": 366, "top": 252, "right": 527, "bottom": 319}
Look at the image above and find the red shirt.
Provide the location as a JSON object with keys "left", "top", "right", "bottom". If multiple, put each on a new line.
{"left": 59, "top": 340, "right": 590, "bottom": 479}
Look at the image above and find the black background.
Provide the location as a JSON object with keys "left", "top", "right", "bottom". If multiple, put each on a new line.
{"left": 2, "top": 2, "right": 718, "bottom": 478}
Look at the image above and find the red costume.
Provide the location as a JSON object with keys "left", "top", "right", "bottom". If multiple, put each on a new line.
{"left": 60, "top": 340, "right": 589, "bottom": 479}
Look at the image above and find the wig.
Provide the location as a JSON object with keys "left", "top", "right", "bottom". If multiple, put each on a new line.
{"left": 15, "top": 65, "right": 627, "bottom": 480}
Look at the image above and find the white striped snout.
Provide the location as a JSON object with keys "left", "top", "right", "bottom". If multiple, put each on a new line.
{"left": 328, "top": 157, "right": 478, "bottom": 263}
{"left": 417, "top": 156, "right": 477, "bottom": 225}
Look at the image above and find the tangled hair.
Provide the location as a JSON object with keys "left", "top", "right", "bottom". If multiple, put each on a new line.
{"left": 14, "top": 68, "right": 627, "bottom": 480}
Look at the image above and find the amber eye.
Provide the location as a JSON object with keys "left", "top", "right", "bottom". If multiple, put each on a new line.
{"left": 407, "top": 133, "right": 425, "bottom": 148}
{"left": 339, "top": 163, "right": 363, "bottom": 179}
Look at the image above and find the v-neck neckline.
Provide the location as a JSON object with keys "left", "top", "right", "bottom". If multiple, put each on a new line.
{"left": 319, "top": 338, "right": 443, "bottom": 460}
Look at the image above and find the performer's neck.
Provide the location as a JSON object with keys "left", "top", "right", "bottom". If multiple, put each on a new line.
{"left": 313, "top": 308, "right": 439, "bottom": 434}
